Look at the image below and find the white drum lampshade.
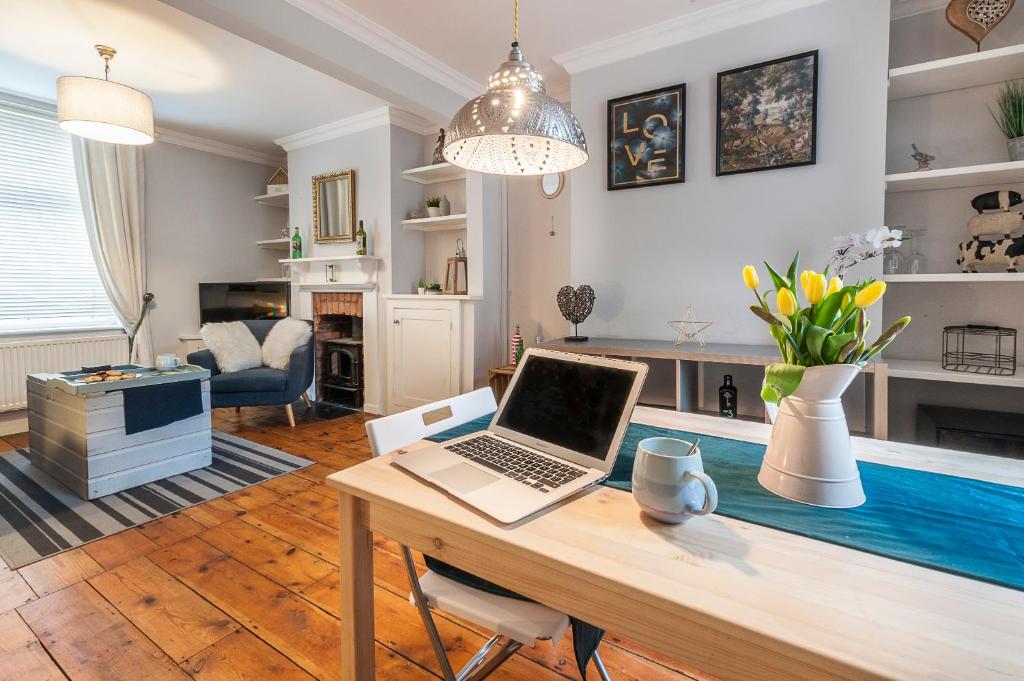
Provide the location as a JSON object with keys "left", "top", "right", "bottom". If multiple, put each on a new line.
{"left": 57, "top": 46, "right": 154, "bottom": 146}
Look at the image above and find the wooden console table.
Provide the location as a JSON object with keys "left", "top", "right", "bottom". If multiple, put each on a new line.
{"left": 538, "top": 337, "right": 888, "bottom": 439}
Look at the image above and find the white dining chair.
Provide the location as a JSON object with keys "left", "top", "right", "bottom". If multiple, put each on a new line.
{"left": 365, "top": 388, "right": 611, "bottom": 681}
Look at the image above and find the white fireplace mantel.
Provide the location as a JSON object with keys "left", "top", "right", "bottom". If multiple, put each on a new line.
{"left": 298, "top": 283, "right": 376, "bottom": 292}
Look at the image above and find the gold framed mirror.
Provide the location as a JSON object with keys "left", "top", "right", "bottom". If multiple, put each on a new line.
{"left": 312, "top": 169, "right": 356, "bottom": 243}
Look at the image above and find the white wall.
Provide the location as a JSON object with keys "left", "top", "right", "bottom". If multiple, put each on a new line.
{"left": 507, "top": 175, "right": 571, "bottom": 345}
{"left": 145, "top": 142, "right": 282, "bottom": 356}
{"left": 567, "top": 0, "right": 890, "bottom": 347}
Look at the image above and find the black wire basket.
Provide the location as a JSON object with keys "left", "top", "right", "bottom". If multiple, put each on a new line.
{"left": 941, "top": 325, "right": 1017, "bottom": 376}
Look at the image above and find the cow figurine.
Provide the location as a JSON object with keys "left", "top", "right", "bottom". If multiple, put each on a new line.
{"left": 971, "top": 189, "right": 1022, "bottom": 214}
{"left": 957, "top": 234, "right": 1024, "bottom": 272}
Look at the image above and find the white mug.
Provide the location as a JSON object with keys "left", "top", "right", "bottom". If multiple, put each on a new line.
{"left": 155, "top": 354, "right": 181, "bottom": 371}
{"left": 632, "top": 437, "right": 719, "bottom": 524}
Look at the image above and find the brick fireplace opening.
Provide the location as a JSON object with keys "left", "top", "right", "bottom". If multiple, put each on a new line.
{"left": 312, "top": 292, "right": 363, "bottom": 409}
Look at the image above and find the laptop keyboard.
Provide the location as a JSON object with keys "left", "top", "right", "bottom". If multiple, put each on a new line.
{"left": 444, "top": 435, "right": 588, "bottom": 493}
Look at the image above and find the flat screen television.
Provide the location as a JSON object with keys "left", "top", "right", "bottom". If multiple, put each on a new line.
{"left": 199, "top": 282, "right": 290, "bottom": 325}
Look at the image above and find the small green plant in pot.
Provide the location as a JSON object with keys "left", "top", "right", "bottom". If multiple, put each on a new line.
{"left": 417, "top": 278, "right": 426, "bottom": 295}
{"left": 425, "top": 196, "right": 442, "bottom": 217}
{"left": 425, "top": 282, "right": 442, "bottom": 295}
{"left": 991, "top": 79, "right": 1024, "bottom": 161}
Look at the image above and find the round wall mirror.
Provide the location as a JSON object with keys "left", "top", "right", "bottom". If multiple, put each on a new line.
{"left": 539, "top": 172, "right": 564, "bottom": 199}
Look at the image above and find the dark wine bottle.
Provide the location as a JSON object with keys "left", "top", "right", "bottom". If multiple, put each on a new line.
{"left": 719, "top": 374, "right": 737, "bottom": 419}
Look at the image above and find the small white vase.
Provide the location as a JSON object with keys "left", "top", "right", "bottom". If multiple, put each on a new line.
{"left": 426, "top": 206, "right": 441, "bottom": 217}
{"left": 1008, "top": 137, "right": 1024, "bottom": 162}
{"left": 758, "top": 364, "right": 865, "bottom": 508}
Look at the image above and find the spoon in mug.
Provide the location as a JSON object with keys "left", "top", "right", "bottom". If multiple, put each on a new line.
{"left": 687, "top": 438, "right": 700, "bottom": 456}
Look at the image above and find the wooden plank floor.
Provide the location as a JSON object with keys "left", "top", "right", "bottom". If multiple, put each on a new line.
{"left": 0, "top": 405, "right": 712, "bottom": 681}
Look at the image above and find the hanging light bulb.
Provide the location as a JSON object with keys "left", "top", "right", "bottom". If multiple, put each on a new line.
{"left": 443, "top": 0, "right": 588, "bottom": 176}
{"left": 57, "top": 45, "right": 154, "bottom": 145}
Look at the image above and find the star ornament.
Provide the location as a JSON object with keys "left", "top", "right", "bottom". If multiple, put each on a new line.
{"left": 668, "top": 307, "right": 712, "bottom": 348}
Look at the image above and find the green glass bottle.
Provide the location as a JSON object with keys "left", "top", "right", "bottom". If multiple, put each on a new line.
{"left": 290, "top": 225, "right": 302, "bottom": 259}
{"left": 355, "top": 219, "right": 367, "bottom": 256}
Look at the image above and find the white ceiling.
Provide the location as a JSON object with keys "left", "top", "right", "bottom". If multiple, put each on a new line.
{"left": 0, "top": 0, "right": 386, "bottom": 154}
{"left": 333, "top": 0, "right": 733, "bottom": 97}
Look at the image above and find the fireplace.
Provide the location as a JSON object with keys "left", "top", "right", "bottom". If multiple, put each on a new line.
{"left": 312, "top": 292, "right": 363, "bottom": 408}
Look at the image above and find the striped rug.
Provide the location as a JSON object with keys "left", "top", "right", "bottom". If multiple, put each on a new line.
{"left": 0, "top": 432, "right": 312, "bottom": 569}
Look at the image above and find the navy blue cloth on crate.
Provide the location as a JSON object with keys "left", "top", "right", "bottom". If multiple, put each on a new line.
{"left": 122, "top": 380, "right": 204, "bottom": 435}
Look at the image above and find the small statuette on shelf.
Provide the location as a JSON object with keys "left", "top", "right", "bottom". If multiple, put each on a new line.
{"left": 432, "top": 128, "right": 446, "bottom": 164}
{"left": 511, "top": 324, "right": 524, "bottom": 365}
{"left": 910, "top": 143, "right": 935, "bottom": 171}
{"left": 439, "top": 195, "right": 451, "bottom": 216}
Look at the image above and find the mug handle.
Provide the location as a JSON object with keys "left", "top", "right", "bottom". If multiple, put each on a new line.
{"left": 173, "top": 356, "right": 181, "bottom": 367}
{"left": 684, "top": 471, "right": 718, "bottom": 516}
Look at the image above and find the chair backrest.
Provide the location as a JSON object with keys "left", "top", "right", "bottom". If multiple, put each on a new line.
{"left": 241, "top": 319, "right": 282, "bottom": 345}
{"left": 366, "top": 388, "right": 497, "bottom": 457}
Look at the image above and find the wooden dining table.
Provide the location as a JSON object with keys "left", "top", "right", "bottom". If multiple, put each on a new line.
{"left": 325, "top": 407, "right": 1024, "bottom": 681}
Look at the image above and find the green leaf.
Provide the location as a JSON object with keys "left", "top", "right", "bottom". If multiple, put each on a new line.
{"left": 823, "top": 332, "right": 857, "bottom": 364}
{"left": 812, "top": 289, "right": 844, "bottom": 328}
{"left": 785, "top": 252, "right": 800, "bottom": 291}
{"left": 763, "top": 261, "right": 791, "bottom": 291}
{"left": 761, "top": 363, "right": 806, "bottom": 404}
{"left": 805, "top": 324, "right": 833, "bottom": 364}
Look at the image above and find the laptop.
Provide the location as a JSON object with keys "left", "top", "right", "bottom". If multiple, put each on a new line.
{"left": 393, "top": 348, "right": 647, "bottom": 524}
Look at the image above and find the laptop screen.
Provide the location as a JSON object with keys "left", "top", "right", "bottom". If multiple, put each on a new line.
{"left": 495, "top": 355, "right": 637, "bottom": 461}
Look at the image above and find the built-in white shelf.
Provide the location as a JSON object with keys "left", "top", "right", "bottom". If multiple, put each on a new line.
{"left": 254, "top": 191, "right": 289, "bottom": 208}
{"left": 297, "top": 283, "right": 376, "bottom": 292}
{"left": 401, "top": 162, "right": 466, "bottom": 185}
{"left": 384, "top": 293, "right": 482, "bottom": 301}
{"left": 400, "top": 213, "right": 468, "bottom": 231}
{"left": 257, "top": 277, "right": 290, "bottom": 282}
{"left": 883, "top": 272, "right": 1024, "bottom": 283}
{"left": 256, "top": 238, "right": 289, "bottom": 250}
{"left": 889, "top": 44, "right": 1024, "bottom": 101}
{"left": 887, "top": 358, "right": 1024, "bottom": 388}
{"left": 279, "top": 255, "right": 383, "bottom": 265}
{"left": 885, "top": 160, "right": 1024, "bottom": 192}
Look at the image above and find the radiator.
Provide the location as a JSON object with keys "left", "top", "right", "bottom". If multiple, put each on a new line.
{"left": 0, "top": 334, "right": 128, "bottom": 412}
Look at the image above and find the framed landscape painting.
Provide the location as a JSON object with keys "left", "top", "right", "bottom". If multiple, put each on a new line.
{"left": 607, "top": 83, "right": 685, "bottom": 190}
{"left": 716, "top": 50, "right": 818, "bottom": 176}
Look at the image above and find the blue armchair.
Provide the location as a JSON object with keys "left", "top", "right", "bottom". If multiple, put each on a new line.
{"left": 187, "top": 319, "right": 314, "bottom": 427}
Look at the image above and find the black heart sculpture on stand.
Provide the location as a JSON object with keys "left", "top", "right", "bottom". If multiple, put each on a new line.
{"left": 556, "top": 285, "right": 595, "bottom": 342}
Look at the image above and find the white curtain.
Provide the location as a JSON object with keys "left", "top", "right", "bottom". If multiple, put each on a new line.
{"left": 72, "top": 139, "right": 152, "bottom": 364}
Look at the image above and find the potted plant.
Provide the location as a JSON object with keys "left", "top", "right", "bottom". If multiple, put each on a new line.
{"left": 991, "top": 79, "right": 1024, "bottom": 161}
{"left": 417, "top": 278, "right": 426, "bottom": 295}
{"left": 425, "top": 282, "right": 442, "bottom": 295}
{"left": 425, "top": 196, "right": 442, "bottom": 218}
{"left": 742, "top": 248, "right": 910, "bottom": 508}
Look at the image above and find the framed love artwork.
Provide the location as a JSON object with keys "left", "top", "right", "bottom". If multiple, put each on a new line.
{"left": 607, "top": 83, "right": 686, "bottom": 190}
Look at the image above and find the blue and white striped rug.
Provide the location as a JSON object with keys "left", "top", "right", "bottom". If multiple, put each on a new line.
{"left": 0, "top": 432, "right": 312, "bottom": 569}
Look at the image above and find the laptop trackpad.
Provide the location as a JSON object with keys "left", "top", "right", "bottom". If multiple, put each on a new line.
{"left": 433, "top": 463, "right": 500, "bottom": 493}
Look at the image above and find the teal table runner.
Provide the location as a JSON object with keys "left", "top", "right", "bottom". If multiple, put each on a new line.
{"left": 428, "top": 414, "right": 1024, "bottom": 592}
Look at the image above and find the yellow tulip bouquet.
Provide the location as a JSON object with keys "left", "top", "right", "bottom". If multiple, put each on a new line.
{"left": 743, "top": 253, "right": 910, "bottom": 403}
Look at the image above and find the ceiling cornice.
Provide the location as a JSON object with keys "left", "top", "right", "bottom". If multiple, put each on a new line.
{"left": 553, "top": 0, "right": 831, "bottom": 75}
{"left": 155, "top": 128, "right": 285, "bottom": 167}
{"left": 274, "top": 106, "right": 433, "bottom": 152}
{"left": 283, "top": 0, "right": 484, "bottom": 100}
{"left": 890, "top": 0, "right": 947, "bottom": 20}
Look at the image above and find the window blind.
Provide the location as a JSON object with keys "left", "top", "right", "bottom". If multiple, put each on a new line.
{"left": 0, "top": 101, "right": 118, "bottom": 333}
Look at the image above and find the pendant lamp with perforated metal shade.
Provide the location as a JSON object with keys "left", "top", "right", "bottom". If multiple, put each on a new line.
{"left": 443, "top": 0, "right": 588, "bottom": 176}
{"left": 58, "top": 45, "right": 154, "bottom": 146}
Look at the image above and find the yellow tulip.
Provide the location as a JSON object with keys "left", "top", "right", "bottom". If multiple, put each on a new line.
{"left": 776, "top": 288, "right": 798, "bottom": 316}
{"left": 827, "top": 276, "right": 843, "bottom": 295}
{"left": 800, "top": 270, "right": 826, "bottom": 304}
{"left": 854, "top": 281, "right": 886, "bottom": 308}
{"left": 742, "top": 265, "right": 759, "bottom": 290}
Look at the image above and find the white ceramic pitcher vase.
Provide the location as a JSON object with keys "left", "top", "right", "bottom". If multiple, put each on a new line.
{"left": 759, "top": 364, "right": 865, "bottom": 508}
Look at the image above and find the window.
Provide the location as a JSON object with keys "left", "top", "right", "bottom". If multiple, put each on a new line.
{"left": 0, "top": 100, "right": 118, "bottom": 334}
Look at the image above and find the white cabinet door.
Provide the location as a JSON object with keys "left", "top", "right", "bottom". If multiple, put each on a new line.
{"left": 389, "top": 305, "right": 458, "bottom": 410}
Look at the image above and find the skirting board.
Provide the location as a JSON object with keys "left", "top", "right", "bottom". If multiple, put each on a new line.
{"left": 0, "top": 410, "right": 27, "bottom": 437}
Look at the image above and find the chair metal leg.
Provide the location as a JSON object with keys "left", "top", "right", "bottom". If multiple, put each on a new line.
{"left": 301, "top": 393, "right": 312, "bottom": 408}
{"left": 592, "top": 649, "right": 612, "bottom": 681}
{"left": 284, "top": 403, "right": 296, "bottom": 427}
{"left": 402, "top": 546, "right": 457, "bottom": 681}
{"left": 462, "top": 637, "right": 523, "bottom": 681}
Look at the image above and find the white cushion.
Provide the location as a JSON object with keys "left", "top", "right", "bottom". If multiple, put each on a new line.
{"left": 261, "top": 318, "right": 312, "bottom": 370}
{"left": 200, "top": 322, "right": 262, "bottom": 373}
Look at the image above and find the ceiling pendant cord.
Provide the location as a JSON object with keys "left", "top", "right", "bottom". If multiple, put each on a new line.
{"left": 513, "top": 0, "right": 519, "bottom": 44}
{"left": 95, "top": 45, "right": 116, "bottom": 81}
